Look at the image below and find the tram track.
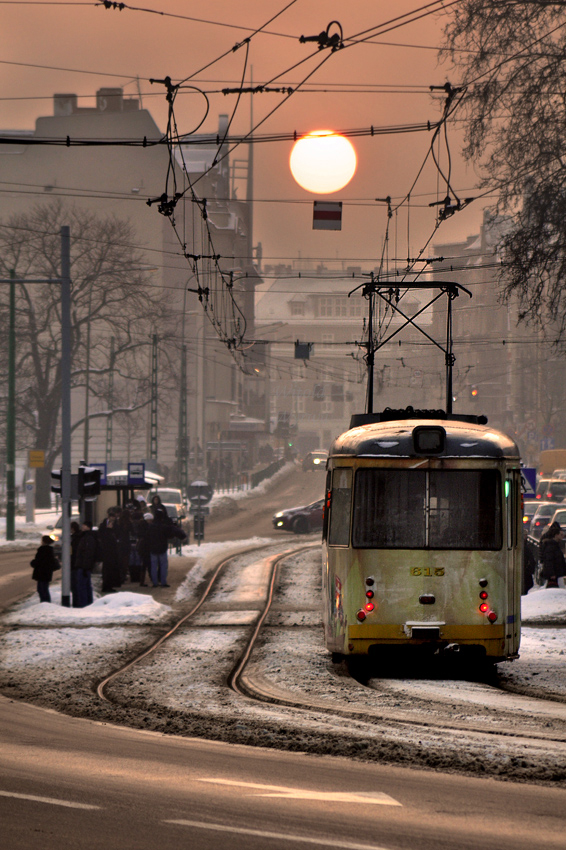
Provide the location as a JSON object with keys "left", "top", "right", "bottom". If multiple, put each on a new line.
{"left": 94, "top": 540, "right": 566, "bottom": 756}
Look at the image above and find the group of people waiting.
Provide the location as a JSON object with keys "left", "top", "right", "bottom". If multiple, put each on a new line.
{"left": 31, "top": 494, "right": 187, "bottom": 607}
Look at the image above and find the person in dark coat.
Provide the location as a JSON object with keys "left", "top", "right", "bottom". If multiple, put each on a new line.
{"left": 74, "top": 521, "right": 98, "bottom": 607}
{"left": 98, "top": 508, "right": 121, "bottom": 593}
{"left": 540, "top": 524, "right": 566, "bottom": 588}
{"left": 136, "top": 512, "right": 153, "bottom": 586}
{"left": 150, "top": 494, "right": 169, "bottom": 523}
{"left": 115, "top": 509, "right": 132, "bottom": 584}
{"left": 30, "top": 536, "right": 60, "bottom": 602}
{"left": 70, "top": 520, "right": 83, "bottom": 608}
{"left": 147, "top": 512, "right": 170, "bottom": 587}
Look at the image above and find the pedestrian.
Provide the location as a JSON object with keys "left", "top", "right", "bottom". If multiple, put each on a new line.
{"left": 30, "top": 535, "right": 60, "bottom": 603}
{"left": 98, "top": 508, "right": 121, "bottom": 593}
{"left": 74, "top": 521, "right": 97, "bottom": 607}
{"left": 540, "top": 523, "right": 566, "bottom": 588}
{"left": 147, "top": 510, "right": 170, "bottom": 588}
{"left": 70, "top": 520, "right": 82, "bottom": 607}
{"left": 115, "top": 509, "right": 133, "bottom": 583}
{"left": 136, "top": 512, "right": 153, "bottom": 586}
{"left": 128, "top": 504, "right": 144, "bottom": 583}
{"left": 150, "top": 493, "right": 169, "bottom": 523}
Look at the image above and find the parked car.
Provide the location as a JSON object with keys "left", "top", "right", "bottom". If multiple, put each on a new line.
{"left": 302, "top": 450, "right": 328, "bottom": 472}
{"left": 529, "top": 502, "right": 558, "bottom": 539}
{"left": 273, "top": 498, "right": 324, "bottom": 534}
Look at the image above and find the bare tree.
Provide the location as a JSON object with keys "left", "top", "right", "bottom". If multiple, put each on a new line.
{"left": 0, "top": 201, "right": 171, "bottom": 506}
{"left": 442, "top": 3, "right": 566, "bottom": 341}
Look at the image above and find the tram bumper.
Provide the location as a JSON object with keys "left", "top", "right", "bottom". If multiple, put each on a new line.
{"left": 347, "top": 622, "right": 507, "bottom": 659}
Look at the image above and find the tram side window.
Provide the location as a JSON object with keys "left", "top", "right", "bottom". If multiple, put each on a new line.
{"left": 428, "top": 469, "right": 502, "bottom": 550}
{"left": 328, "top": 468, "right": 352, "bottom": 546}
{"left": 352, "top": 469, "right": 426, "bottom": 548}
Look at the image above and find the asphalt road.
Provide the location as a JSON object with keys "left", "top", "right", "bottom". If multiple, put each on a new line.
{"left": 1, "top": 466, "right": 565, "bottom": 849}
{"left": 1, "top": 694, "right": 565, "bottom": 850}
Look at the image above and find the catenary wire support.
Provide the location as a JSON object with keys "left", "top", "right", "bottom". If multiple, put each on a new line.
{"left": 348, "top": 276, "right": 472, "bottom": 415}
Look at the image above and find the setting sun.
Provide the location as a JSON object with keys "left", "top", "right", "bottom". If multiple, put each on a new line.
{"left": 289, "top": 130, "right": 357, "bottom": 194}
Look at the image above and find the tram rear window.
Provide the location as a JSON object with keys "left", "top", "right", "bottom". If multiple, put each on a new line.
{"left": 352, "top": 469, "right": 502, "bottom": 550}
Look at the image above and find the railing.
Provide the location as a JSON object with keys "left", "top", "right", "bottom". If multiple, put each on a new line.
{"left": 250, "top": 458, "right": 286, "bottom": 489}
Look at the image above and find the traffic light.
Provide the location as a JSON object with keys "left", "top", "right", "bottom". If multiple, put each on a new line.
{"left": 469, "top": 385, "right": 478, "bottom": 402}
{"left": 51, "top": 468, "right": 62, "bottom": 496}
{"left": 78, "top": 465, "right": 101, "bottom": 500}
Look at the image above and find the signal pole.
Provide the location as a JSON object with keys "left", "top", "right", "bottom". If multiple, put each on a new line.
{"left": 60, "top": 226, "right": 72, "bottom": 607}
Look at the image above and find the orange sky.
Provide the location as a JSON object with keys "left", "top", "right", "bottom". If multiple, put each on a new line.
{"left": 0, "top": 1, "right": 487, "bottom": 268}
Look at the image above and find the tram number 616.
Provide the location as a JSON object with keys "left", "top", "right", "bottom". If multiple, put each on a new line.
{"left": 410, "top": 567, "right": 445, "bottom": 576}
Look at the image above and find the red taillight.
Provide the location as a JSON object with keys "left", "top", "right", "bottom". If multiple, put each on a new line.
{"left": 365, "top": 602, "right": 375, "bottom": 612}
{"left": 487, "top": 611, "right": 498, "bottom": 623}
{"left": 356, "top": 609, "right": 366, "bottom": 621}
{"left": 366, "top": 590, "right": 374, "bottom": 598}
{"left": 479, "top": 603, "right": 489, "bottom": 613}
{"left": 479, "top": 591, "right": 488, "bottom": 600}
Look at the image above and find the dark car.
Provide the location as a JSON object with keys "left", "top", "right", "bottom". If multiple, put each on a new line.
{"left": 273, "top": 498, "right": 324, "bottom": 534}
{"left": 302, "top": 450, "right": 328, "bottom": 472}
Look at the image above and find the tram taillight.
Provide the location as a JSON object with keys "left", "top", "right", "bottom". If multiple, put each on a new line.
{"left": 365, "top": 602, "right": 375, "bottom": 612}
{"left": 366, "top": 590, "right": 374, "bottom": 598}
{"left": 487, "top": 611, "right": 498, "bottom": 623}
{"left": 356, "top": 609, "right": 366, "bottom": 621}
{"left": 479, "top": 591, "right": 488, "bottom": 600}
{"left": 479, "top": 602, "right": 489, "bottom": 613}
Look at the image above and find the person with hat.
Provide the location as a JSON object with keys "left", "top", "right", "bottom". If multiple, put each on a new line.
{"left": 135, "top": 512, "right": 154, "bottom": 587}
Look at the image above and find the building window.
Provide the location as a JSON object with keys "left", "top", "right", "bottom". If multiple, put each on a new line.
{"left": 290, "top": 300, "right": 305, "bottom": 316}
{"left": 350, "top": 298, "right": 363, "bottom": 317}
{"left": 295, "top": 362, "right": 306, "bottom": 380}
{"left": 322, "top": 400, "right": 334, "bottom": 415}
{"left": 321, "top": 333, "right": 334, "bottom": 346}
{"left": 335, "top": 297, "right": 349, "bottom": 317}
{"left": 319, "top": 297, "right": 333, "bottom": 317}
{"left": 294, "top": 396, "right": 305, "bottom": 414}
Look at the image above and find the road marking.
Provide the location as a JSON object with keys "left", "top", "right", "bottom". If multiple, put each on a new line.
{"left": 164, "top": 818, "right": 392, "bottom": 849}
{"left": 0, "top": 790, "right": 99, "bottom": 810}
{"left": 197, "top": 778, "right": 401, "bottom": 806}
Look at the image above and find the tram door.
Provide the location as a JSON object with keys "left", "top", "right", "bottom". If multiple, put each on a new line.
{"left": 505, "top": 468, "right": 521, "bottom": 656}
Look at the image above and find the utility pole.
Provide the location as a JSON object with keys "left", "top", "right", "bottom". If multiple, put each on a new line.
{"left": 149, "top": 332, "right": 158, "bottom": 460}
{"left": 60, "top": 226, "right": 72, "bottom": 607}
{"left": 6, "top": 269, "right": 16, "bottom": 540}
{"left": 105, "top": 337, "right": 115, "bottom": 462}
{"left": 178, "top": 343, "right": 188, "bottom": 491}
{"left": 83, "top": 285, "right": 93, "bottom": 463}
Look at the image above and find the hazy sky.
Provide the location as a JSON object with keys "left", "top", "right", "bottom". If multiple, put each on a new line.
{"left": 1, "top": 1, "right": 486, "bottom": 269}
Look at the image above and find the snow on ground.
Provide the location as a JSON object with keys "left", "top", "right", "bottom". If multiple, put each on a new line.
{"left": 1, "top": 540, "right": 566, "bottom": 783}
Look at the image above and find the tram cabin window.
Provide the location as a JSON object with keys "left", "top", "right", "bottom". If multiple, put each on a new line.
{"left": 352, "top": 468, "right": 502, "bottom": 550}
{"left": 328, "top": 468, "right": 352, "bottom": 546}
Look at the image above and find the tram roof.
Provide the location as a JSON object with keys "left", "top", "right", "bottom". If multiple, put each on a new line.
{"left": 329, "top": 416, "right": 520, "bottom": 460}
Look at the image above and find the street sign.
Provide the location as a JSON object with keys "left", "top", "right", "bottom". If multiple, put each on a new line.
{"left": 187, "top": 480, "right": 213, "bottom": 505}
{"left": 540, "top": 437, "right": 555, "bottom": 451}
{"left": 189, "top": 505, "right": 210, "bottom": 515}
{"left": 128, "top": 462, "right": 146, "bottom": 486}
{"left": 28, "top": 450, "right": 45, "bottom": 468}
{"left": 312, "top": 201, "right": 342, "bottom": 231}
{"left": 521, "top": 467, "right": 537, "bottom": 499}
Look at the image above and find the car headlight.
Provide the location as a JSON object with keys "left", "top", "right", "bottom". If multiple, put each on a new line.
{"left": 274, "top": 512, "right": 284, "bottom": 518}
{"left": 276, "top": 520, "right": 284, "bottom": 527}
{"left": 313, "top": 458, "right": 321, "bottom": 464}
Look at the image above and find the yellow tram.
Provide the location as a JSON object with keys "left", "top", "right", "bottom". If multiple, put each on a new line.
{"left": 322, "top": 409, "right": 522, "bottom": 663}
